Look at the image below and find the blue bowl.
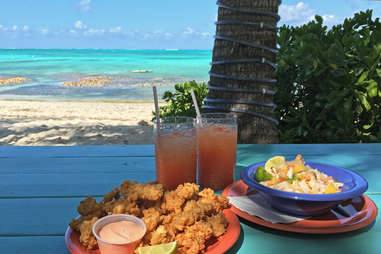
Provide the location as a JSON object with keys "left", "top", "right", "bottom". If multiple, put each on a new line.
{"left": 241, "top": 161, "right": 368, "bottom": 216}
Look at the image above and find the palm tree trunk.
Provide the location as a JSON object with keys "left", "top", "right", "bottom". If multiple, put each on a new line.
{"left": 204, "top": 0, "right": 281, "bottom": 144}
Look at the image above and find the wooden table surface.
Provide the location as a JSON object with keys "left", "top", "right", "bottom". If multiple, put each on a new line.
{"left": 0, "top": 144, "right": 380, "bottom": 254}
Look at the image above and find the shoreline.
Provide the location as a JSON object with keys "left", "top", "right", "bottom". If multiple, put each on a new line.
{"left": 1, "top": 98, "right": 164, "bottom": 103}
{"left": 0, "top": 100, "right": 163, "bottom": 146}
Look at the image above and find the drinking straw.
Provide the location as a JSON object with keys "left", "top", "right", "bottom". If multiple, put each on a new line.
{"left": 190, "top": 89, "right": 203, "bottom": 127}
{"left": 152, "top": 86, "right": 161, "bottom": 131}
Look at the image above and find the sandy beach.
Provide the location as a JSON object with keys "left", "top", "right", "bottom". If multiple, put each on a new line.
{"left": 0, "top": 100, "right": 158, "bottom": 145}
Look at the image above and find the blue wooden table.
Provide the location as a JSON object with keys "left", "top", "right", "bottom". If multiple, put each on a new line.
{"left": 0, "top": 144, "right": 380, "bottom": 254}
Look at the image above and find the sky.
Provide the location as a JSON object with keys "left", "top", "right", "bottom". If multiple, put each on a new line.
{"left": 0, "top": 0, "right": 380, "bottom": 49}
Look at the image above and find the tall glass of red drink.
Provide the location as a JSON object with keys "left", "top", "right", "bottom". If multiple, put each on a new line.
{"left": 154, "top": 117, "right": 196, "bottom": 190}
{"left": 197, "top": 113, "right": 237, "bottom": 190}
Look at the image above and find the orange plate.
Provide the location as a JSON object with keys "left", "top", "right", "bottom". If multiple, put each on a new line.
{"left": 222, "top": 180, "right": 378, "bottom": 234}
{"left": 65, "top": 209, "right": 241, "bottom": 254}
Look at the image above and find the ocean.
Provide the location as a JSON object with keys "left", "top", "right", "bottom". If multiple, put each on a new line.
{"left": 0, "top": 49, "right": 212, "bottom": 101}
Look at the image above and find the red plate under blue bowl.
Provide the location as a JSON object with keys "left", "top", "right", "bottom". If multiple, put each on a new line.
{"left": 241, "top": 161, "right": 368, "bottom": 216}
{"left": 223, "top": 180, "right": 378, "bottom": 234}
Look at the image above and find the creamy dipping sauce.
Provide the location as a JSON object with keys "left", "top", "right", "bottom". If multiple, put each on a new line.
{"left": 99, "top": 221, "right": 145, "bottom": 244}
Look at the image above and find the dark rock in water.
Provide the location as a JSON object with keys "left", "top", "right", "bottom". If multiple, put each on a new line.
{"left": 56, "top": 137, "right": 65, "bottom": 144}
{"left": 138, "top": 120, "right": 150, "bottom": 126}
{"left": 131, "top": 70, "right": 151, "bottom": 73}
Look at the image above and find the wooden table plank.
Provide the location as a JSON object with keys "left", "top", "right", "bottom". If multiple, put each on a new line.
{"left": 0, "top": 156, "right": 155, "bottom": 174}
{"left": 0, "top": 198, "right": 81, "bottom": 235}
{"left": 0, "top": 237, "right": 69, "bottom": 254}
{"left": 0, "top": 173, "right": 156, "bottom": 197}
{"left": 3, "top": 153, "right": 376, "bottom": 175}
{"left": 1, "top": 144, "right": 380, "bottom": 159}
{"left": 0, "top": 145, "right": 154, "bottom": 158}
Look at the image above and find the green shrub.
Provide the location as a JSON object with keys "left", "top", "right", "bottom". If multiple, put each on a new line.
{"left": 153, "top": 80, "right": 208, "bottom": 119}
{"left": 154, "top": 11, "right": 380, "bottom": 143}
{"left": 276, "top": 10, "right": 381, "bottom": 143}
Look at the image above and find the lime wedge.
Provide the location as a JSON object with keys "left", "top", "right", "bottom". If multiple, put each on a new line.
{"left": 137, "top": 241, "right": 178, "bottom": 254}
{"left": 255, "top": 166, "right": 272, "bottom": 182}
{"left": 264, "top": 156, "right": 286, "bottom": 172}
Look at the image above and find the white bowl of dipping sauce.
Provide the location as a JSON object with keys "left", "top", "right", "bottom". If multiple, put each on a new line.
{"left": 92, "top": 214, "right": 146, "bottom": 254}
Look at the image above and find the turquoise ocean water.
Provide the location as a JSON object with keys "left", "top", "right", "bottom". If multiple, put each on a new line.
{"left": 0, "top": 49, "right": 212, "bottom": 101}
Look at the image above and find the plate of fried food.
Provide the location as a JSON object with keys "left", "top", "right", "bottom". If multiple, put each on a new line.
{"left": 66, "top": 180, "right": 241, "bottom": 254}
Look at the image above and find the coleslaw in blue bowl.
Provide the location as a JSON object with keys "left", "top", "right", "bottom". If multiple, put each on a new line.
{"left": 241, "top": 159, "right": 368, "bottom": 216}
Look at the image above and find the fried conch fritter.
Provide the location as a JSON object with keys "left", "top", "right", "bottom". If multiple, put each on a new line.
{"left": 69, "top": 181, "right": 230, "bottom": 253}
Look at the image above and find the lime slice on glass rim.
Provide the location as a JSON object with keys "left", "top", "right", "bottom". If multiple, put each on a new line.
{"left": 264, "top": 156, "right": 286, "bottom": 173}
{"left": 137, "top": 241, "right": 178, "bottom": 254}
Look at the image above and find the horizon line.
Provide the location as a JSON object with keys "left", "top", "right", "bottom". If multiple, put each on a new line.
{"left": 0, "top": 48, "right": 213, "bottom": 50}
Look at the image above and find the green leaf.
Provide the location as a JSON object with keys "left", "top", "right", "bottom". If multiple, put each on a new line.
{"left": 367, "top": 80, "right": 378, "bottom": 97}
{"left": 313, "top": 59, "right": 319, "bottom": 70}
{"left": 363, "top": 124, "right": 372, "bottom": 130}
{"left": 357, "top": 93, "right": 371, "bottom": 111}
{"left": 356, "top": 71, "right": 369, "bottom": 85}
{"left": 376, "top": 69, "right": 381, "bottom": 78}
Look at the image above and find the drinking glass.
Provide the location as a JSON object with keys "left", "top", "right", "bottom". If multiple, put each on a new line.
{"left": 196, "top": 113, "right": 238, "bottom": 190}
{"left": 154, "top": 116, "right": 196, "bottom": 190}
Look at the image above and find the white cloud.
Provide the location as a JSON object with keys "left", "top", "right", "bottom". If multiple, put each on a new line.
{"left": 0, "top": 25, "right": 8, "bottom": 32}
{"left": 181, "top": 27, "right": 211, "bottom": 39}
{"left": 143, "top": 30, "right": 174, "bottom": 40}
{"left": 305, "top": 13, "right": 340, "bottom": 27}
{"left": 322, "top": 14, "right": 340, "bottom": 26}
{"left": 279, "top": 2, "right": 315, "bottom": 24}
{"left": 79, "top": 0, "right": 91, "bottom": 12}
{"left": 39, "top": 28, "right": 49, "bottom": 35}
{"left": 280, "top": 2, "right": 342, "bottom": 27}
{"left": 0, "top": 22, "right": 211, "bottom": 42}
{"left": 201, "top": 32, "right": 210, "bottom": 38}
{"left": 84, "top": 28, "right": 105, "bottom": 37}
{"left": 109, "top": 26, "right": 122, "bottom": 33}
{"left": 125, "top": 30, "right": 139, "bottom": 38}
{"left": 163, "top": 32, "right": 173, "bottom": 39}
{"left": 156, "top": 30, "right": 173, "bottom": 39}
{"left": 143, "top": 33, "right": 151, "bottom": 39}
{"left": 0, "top": 24, "right": 31, "bottom": 34}
{"left": 53, "top": 29, "right": 65, "bottom": 36}
{"left": 74, "top": 20, "right": 87, "bottom": 30}
{"left": 182, "top": 27, "right": 195, "bottom": 37}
